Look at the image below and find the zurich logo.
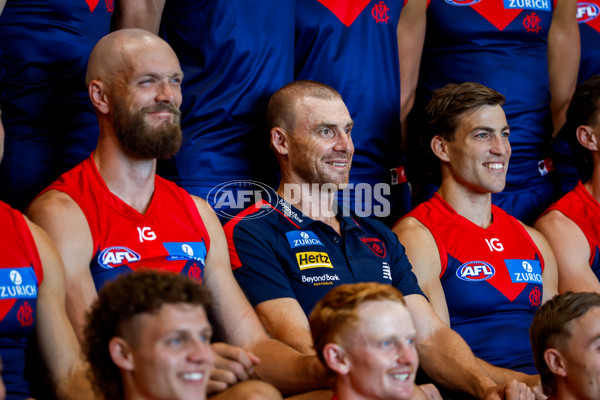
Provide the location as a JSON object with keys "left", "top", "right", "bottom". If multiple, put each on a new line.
{"left": 9, "top": 270, "right": 22, "bottom": 285}
{"left": 445, "top": 0, "right": 483, "bottom": 6}
{"left": 577, "top": 2, "right": 599, "bottom": 23}
{"left": 456, "top": 261, "right": 495, "bottom": 281}
{"left": 98, "top": 246, "right": 141, "bottom": 269}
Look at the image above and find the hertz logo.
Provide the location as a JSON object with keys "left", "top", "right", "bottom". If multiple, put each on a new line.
{"left": 296, "top": 252, "right": 333, "bottom": 270}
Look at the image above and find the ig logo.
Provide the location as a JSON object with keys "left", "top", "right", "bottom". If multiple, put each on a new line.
{"left": 485, "top": 238, "right": 504, "bottom": 252}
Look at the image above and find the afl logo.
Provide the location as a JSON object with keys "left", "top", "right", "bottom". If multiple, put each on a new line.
{"left": 577, "top": 2, "right": 599, "bottom": 23}
{"left": 444, "top": 0, "right": 483, "bottom": 6}
{"left": 98, "top": 247, "right": 141, "bottom": 269}
{"left": 457, "top": 261, "right": 496, "bottom": 281}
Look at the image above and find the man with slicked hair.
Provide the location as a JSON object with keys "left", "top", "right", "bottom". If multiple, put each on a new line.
{"left": 28, "top": 29, "right": 326, "bottom": 400}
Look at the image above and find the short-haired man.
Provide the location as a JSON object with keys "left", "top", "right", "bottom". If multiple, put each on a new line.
{"left": 226, "top": 80, "right": 536, "bottom": 399}
{"left": 27, "top": 29, "right": 325, "bottom": 398}
{"left": 393, "top": 82, "right": 558, "bottom": 387}
{"left": 84, "top": 270, "right": 214, "bottom": 400}
{"left": 529, "top": 291, "right": 600, "bottom": 400}
{"left": 309, "top": 282, "right": 430, "bottom": 400}
{"left": 535, "top": 75, "right": 600, "bottom": 293}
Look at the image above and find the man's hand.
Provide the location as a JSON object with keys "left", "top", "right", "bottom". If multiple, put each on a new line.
{"left": 207, "top": 342, "right": 261, "bottom": 394}
{"left": 485, "top": 379, "right": 535, "bottom": 400}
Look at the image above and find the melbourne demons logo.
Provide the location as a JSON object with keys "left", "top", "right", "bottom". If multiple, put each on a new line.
{"left": 577, "top": 2, "right": 600, "bottom": 22}
{"left": 457, "top": 261, "right": 496, "bottom": 281}
{"left": 372, "top": 1, "right": 390, "bottom": 23}
{"left": 98, "top": 247, "right": 141, "bottom": 269}
{"left": 523, "top": 12, "right": 542, "bottom": 33}
{"left": 444, "top": 0, "right": 483, "bottom": 6}
{"left": 17, "top": 301, "right": 34, "bottom": 327}
{"left": 360, "top": 237, "right": 386, "bottom": 258}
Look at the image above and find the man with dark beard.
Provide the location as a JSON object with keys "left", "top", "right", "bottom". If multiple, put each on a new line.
{"left": 27, "top": 29, "right": 328, "bottom": 400}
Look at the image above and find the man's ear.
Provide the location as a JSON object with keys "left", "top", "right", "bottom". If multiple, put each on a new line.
{"left": 431, "top": 135, "right": 450, "bottom": 162}
{"left": 323, "top": 343, "right": 351, "bottom": 375}
{"left": 89, "top": 80, "right": 110, "bottom": 115}
{"left": 544, "top": 348, "right": 567, "bottom": 378}
{"left": 271, "top": 127, "right": 289, "bottom": 157}
{"left": 109, "top": 337, "right": 135, "bottom": 371}
{"left": 576, "top": 125, "right": 599, "bottom": 152}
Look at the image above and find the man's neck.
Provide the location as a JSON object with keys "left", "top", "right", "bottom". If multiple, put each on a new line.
{"left": 585, "top": 161, "right": 600, "bottom": 204}
{"left": 93, "top": 141, "right": 157, "bottom": 214}
{"left": 438, "top": 181, "right": 494, "bottom": 229}
{"left": 277, "top": 181, "right": 341, "bottom": 234}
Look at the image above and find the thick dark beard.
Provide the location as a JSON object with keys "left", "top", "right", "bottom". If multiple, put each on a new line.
{"left": 113, "top": 99, "right": 182, "bottom": 160}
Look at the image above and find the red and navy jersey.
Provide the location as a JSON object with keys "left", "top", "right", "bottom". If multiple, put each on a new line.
{"left": 0, "top": 0, "right": 113, "bottom": 210}
{"left": 224, "top": 194, "right": 424, "bottom": 316}
{"left": 406, "top": 194, "right": 544, "bottom": 374}
{"left": 542, "top": 181, "right": 600, "bottom": 275}
{"left": 156, "top": 1, "right": 294, "bottom": 190}
{"left": 295, "top": 0, "right": 405, "bottom": 188}
{"left": 0, "top": 201, "right": 43, "bottom": 399}
{"left": 417, "top": 0, "right": 554, "bottom": 187}
{"left": 577, "top": 0, "right": 600, "bottom": 83}
{"left": 38, "top": 156, "right": 210, "bottom": 291}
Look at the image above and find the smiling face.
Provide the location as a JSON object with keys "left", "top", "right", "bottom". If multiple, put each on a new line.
{"left": 436, "top": 104, "right": 511, "bottom": 195}
{"left": 116, "top": 303, "right": 214, "bottom": 400}
{"left": 283, "top": 96, "right": 354, "bottom": 188}
{"left": 335, "top": 300, "right": 418, "bottom": 400}
{"left": 110, "top": 37, "right": 184, "bottom": 159}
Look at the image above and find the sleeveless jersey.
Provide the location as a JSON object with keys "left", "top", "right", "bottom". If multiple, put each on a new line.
{"left": 406, "top": 194, "right": 545, "bottom": 373}
{"left": 39, "top": 156, "right": 210, "bottom": 291}
{"left": 0, "top": 201, "right": 43, "bottom": 399}
{"left": 542, "top": 181, "right": 600, "bottom": 275}
{"left": 156, "top": 1, "right": 295, "bottom": 191}
{"left": 0, "top": 0, "right": 113, "bottom": 210}
{"left": 577, "top": 0, "right": 600, "bottom": 83}
{"left": 417, "top": 0, "right": 554, "bottom": 187}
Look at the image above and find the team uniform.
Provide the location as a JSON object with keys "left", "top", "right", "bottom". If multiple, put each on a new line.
{"left": 0, "top": 0, "right": 113, "bottom": 211}
{"left": 157, "top": 1, "right": 295, "bottom": 220}
{"left": 37, "top": 155, "right": 210, "bottom": 291}
{"left": 0, "top": 201, "right": 42, "bottom": 399}
{"left": 412, "top": 0, "right": 557, "bottom": 223}
{"left": 295, "top": 0, "right": 410, "bottom": 226}
{"left": 405, "top": 194, "right": 544, "bottom": 373}
{"left": 224, "top": 194, "right": 424, "bottom": 316}
{"left": 552, "top": 0, "right": 600, "bottom": 194}
{"left": 541, "top": 181, "right": 600, "bottom": 277}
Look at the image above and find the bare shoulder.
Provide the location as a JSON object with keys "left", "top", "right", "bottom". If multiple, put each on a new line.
{"left": 534, "top": 209, "right": 579, "bottom": 237}
{"left": 28, "top": 190, "right": 83, "bottom": 225}
{"left": 393, "top": 216, "right": 434, "bottom": 245}
{"left": 190, "top": 195, "right": 223, "bottom": 234}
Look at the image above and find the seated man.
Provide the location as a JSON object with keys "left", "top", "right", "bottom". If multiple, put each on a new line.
{"left": 27, "top": 29, "right": 324, "bottom": 398}
{"left": 0, "top": 115, "right": 95, "bottom": 398}
{"left": 309, "top": 282, "right": 435, "bottom": 400}
{"left": 84, "top": 270, "right": 214, "bottom": 400}
{"left": 535, "top": 75, "right": 600, "bottom": 293}
{"left": 226, "top": 80, "right": 537, "bottom": 399}
{"left": 393, "top": 82, "right": 558, "bottom": 375}
{"left": 529, "top": 291, "right": 600, "bottom": 399}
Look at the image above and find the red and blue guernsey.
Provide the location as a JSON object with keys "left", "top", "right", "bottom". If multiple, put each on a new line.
{"left": 542, "top": 182, "right": 600, "bottom": 275}
{"left": 224, "top": 194, "right": 424, "bottom": 316}
{"left": 295, "top": 0, "right": 410, "bottom": 222}
{"left": 156, "top": 1, "right": 294, "bottom": 200}
{"left": 414, "top": 0, "right": 556, "bottom": 220}
{"left": 0, "top": 201, "right": 42, "bottom": 399}
{"left": 0, "top": 0, "right": 113, "bottom": 211}
{"left": 38, "top": 156, "right": 210, "bottom": 291}
{"left": 577, "top": 0, "right": 600, "bottom": 83}
{"left": 406, "top": 194, "right": 544, "bottom": 374}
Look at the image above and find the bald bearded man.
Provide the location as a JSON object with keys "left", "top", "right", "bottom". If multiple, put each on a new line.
{"left": 27, "top": 29, "right": 326, "bottom": 400}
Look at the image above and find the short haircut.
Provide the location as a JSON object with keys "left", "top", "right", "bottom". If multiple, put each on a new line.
{"left": 425, "top": 82, "right": 505, "bottom": 143}
{"left": 266, "top": 80, "right": 342, "bottom": 132}
{"left": 562, "top": 75, "right": 600, "bottom": 177}
{"left": 84, "top": 270, "right": 211, "bottom": 400}
{"left": 309, "top": 282, "right": 405, "bottom": 372}
{"left": 530, "top": 292, "right": 600, "bottom": 397}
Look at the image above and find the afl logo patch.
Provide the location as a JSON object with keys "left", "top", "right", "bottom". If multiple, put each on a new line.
{"left": 444, "top": 0, "right": 483, "bottom": 6}
{"left": 98, "top": 246, "right": 141, "bottom": 269}
{"left": 577, "top": 2, "right": 599, "bottom": 23}
{"left": 456, "top": 261, "right": 495, "bottom": 281}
